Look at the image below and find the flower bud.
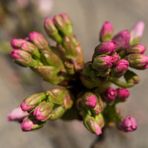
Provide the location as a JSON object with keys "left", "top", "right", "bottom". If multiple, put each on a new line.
{"left": 124, "top": 70, "right": 140, "bottom": 85}
{"left": 83, "top": 92, "right": 97, "bottom": 108}
{"left": 34, "top": 66, "right": 65, "bottom": 84}
{"left": 92, "top": 55, "right": 113, "bottom": 71}
{"left": 53, "top": 13, "right": 73, "bottom": 36}
{"left": 119, "top": 116, "right": 137, "bottom": 132}
{"left": 21, "top": 41, "right": 41, "bottom": 59}
{"left": 10, "top": 49, "right": 39, "bottom": 67}
{"left": 20, "top": 92, "right": 46, "bottom": 111}
{"left": 84, "top": 114, "right": 104, "bottom": 135}
{"left": 33, "top": 101, "right": 53, "bottom": 121}
{"left": 104, "top": 87, "right": 117, "bottom": 102}
{"left": 111, "top": 53, "right": 120, "bottom": 64}
{"left": 29, "top": 32, "right": 49, "bottom": 49}
{"left": 48, "top": 106, "right": 65, "bottom": 120}
{"left": 113, "top": 30, "right": 130, "bottom": 49}
{"left": 100, "top": 21, "right": 113, "bottom": 41}
{"left": 127, "top": 44, "right": 146, "bottom": 54}
{"left": 117, "top": 88, "right": 130, "bottom": 102}
{"left": 44, "top": 17, "right": 62, "bottom": 43}
{"left": 10, "top": 38, "right": 26, "bottom": 48}
{"left": 21, "top": 118, "right": 42, "bottom": 132}
{"left": 130, "top": 21, "right": 145, "bottom": 45}
{"left": 126, "top": 54, "right": 148, "bottom": 69}
{"left": 94, "top": 41, "right": 116, "bottom": 56}
{"left": 113, "top": 59, "right": 129, "bottom": 77}
{"left": 7, "top": 107, "right": 28, "bottom": 122}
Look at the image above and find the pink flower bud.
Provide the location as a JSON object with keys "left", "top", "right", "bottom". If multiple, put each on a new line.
{"left": 111, "top": 53, "right": 120, "bottom": 64}
{"left": 10, "top": 38, "right": 26, "bottom": 48}
{"left": 10, "top": 49, "right": 34, "bottom": 67}
{"left": 95, "top": 41, "right": 116, "bottom": 55}
{"left": 85, "top": 95, "right": 97, "bottom": 108}
{"left": 119, "top": 116, "right": 137, "bottom": 132}
{"left": 130, "top": 21, "right": 145, "bottom": 42}
{"left": 113, "top": 30, "right": 130, "bottom": 49}
{"left": 92, "top": 55, "right": 113, "bottom": 71}
{"left": 29, "top": 32, "right": 49, "bottom": 49}
{"left": 126, "top": 54, "right": 148, "bottom": 69}
{"left": 7, "top": 107, "right": 28, "bottom": 122}
{"left": 105, "top": 87, "right": 117, "bottom": 102}
{"left": 127, "top": 44, "right": 146, "bottom": 54}
{"left": 117, "top": 88, "right": 130, "bottom": 101}
{"left": 44, "top": 17, "right": 62, "bottom": 43}
{"left": 113, "top": 59, "right": 129, "bottom": 76}
{"left": 33, "top": 101, "right": 53, "bottom": 121}
{"left": 21, "top": 118, "right": 34, "bottom": 131}
{"left": 100, "top": 21, "right": 113, "bottom": 41}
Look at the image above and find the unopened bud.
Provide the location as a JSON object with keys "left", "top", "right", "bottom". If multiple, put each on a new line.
{"left": 21, "top": 41, "right": 40, "bottom": 59}
{"left": 92, "top": 55, "right": 113, "bottom": 71}
{"left": 33, "top": 101, "right": 53, "bottom": 121}
{"left": 113, "top": 30, "right": 130, "bottom": 49}
{"left": 130, "top": 21, "right": 145, "bottom": 45}
{"left": 104, "top": 87, "right": 117, "bottom": 102}
{"left": 100, "top": 21, "right": 113, "bottom": 41}
{"left": 117, "top": 88, "right": 130, "bottom": 102}
{"left": 126, "top": 54, "right": 148, "bottom": 69}
{"left": 20, "top": 92, "right": 46, "bottom": 111}
{"left": 119, "top": 116, "right": 137, "bottom": 132}
{"left": 10, "top": 38, "right": 26, "bottom": 48}
{"left": 84, "top": 114, "right": 104, "bottom": 135}
{"left": 127, "top": 44, "right": 146, "bottom": 54}
{"left": 44, "top": 17, "right": 62, "bottom": 43}
{"left": 112, "top": 59, "right": 129, "bottom": 77}
{"left": 21, "top": 117, "right": 43, "bottom": 132}
{"left": 111, "top": 53, "right": 120, "bottom": 65}
{"left": 94, "top": 41, "right": 116, "bottom": 56}
{"left": 53, "top": 13, "right": 73, "bottom": 36}
{"left": 7, "top": 107, "right": 28, "bottom": 122}
{"left": 10, "top": 49, "right": 39, "bottom": 67}
{"left": 48, "top": 106, "right": 65, "bottom": 120}
{"left": 29, "top": 32, "right": 49, "bottom": 49}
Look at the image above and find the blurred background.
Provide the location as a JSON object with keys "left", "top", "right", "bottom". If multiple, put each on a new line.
{"left": 0, "top": 0, "right": 148, "bottom": 147}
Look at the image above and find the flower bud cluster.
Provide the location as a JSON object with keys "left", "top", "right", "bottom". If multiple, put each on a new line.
{"left": 9, "top": 87, "right": 73, "bottom": 131}
{"left": 8, "top": 15, "right": 147, "bottom": 136}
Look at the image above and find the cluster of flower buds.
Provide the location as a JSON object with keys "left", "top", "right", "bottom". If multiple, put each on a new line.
{"left": 10, "top": 13, "right": 84, "bottom": 85}
{"left": 8, "top": 13, "right": 148, "bottom": 136}
{"left": 8, "top": 87, "right": 73, "bottom": 131}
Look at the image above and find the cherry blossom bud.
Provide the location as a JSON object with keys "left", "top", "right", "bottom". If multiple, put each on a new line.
{"left": 127, "top": 44, "right": 146, "bottom": 54}
{"left": 94, "top": 41, "right": 116, "bottom": 55}
{"left": 20, "top": 92, "right": 46, "bottom": 111}
{"left": 10, "top": 49, "right": 39, "bottom": 67}
{"left": 53, "top": 13, "right": 73, "bottom": 36}
{"left": 104, "top": 87, "right": 117, "bottom": 102}
{"left": 130, "top": 21, "right": 145, "bottom": 45}
{"left": 44, "top": 17, "right": 62, "bottom": 43}
{"left": 84, "top": 114, "right": 104, "bottom": 135}
{"left": 111, "top": 53, "right": 120, "bottom": 64}
{"left": 7, "top": 107, "right": 28, "bottom": 122}
{"left": 92, "top": 55, "right": 113, "bottom": 71}
{"left": 10, "top": 38, "right": 26, "bottom": 48}
{"left": 21, "top": 41, "right": 40, "bottom": 59}
{"left": 119, "top": 116, "right": 137, "bottom": 132}
{"left": 117, "top": 88, "right": 130, "bottom": 101}
{"left": 126, "top": 54, "right": 148, "bottom": 69}
{"left": 113, "top": 59, "right": 129, "bottom": 77}
{"left": 21, "top": 118, "right": 42, "bottom": 132}
{"left": 82, "top": 92, "right": 97, "bottom": 108}
{"left": 113, "top": 30, "right": 130, "bottom": 49}
{"left": 29, "top": 32, "right": 49, "bottom": 49}
{"left": 33, "top": 101, "right": 53, "bottom": 121}
{"left": 100, "top": 21, "right": 113, "bottom": 41}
